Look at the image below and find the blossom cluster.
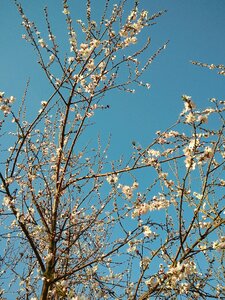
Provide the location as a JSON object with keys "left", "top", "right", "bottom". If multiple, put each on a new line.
{"left": 120, "top": 10, "right": 148, "bottom": 38}
{"left": 132, "top": 194, "right": 170, "bottom": 218}
{"left": 167, "top": 260, "right": 197, "bottom": 283}
{"left": 213, "top": 236, "right": 225, "bottom": 250}
{"left": 78, "top": 39, "right": 100, "bottom": 58}
{"left": 143, "top": 225, "right": 153, "bottom": 237}
{"left": 0, "top": 91, "right": 15, "bottom": 115}
{"left": 118, "top": 181, "right": 139, "bottom": 199}
{"left": 148, "top": 195, "right": 170, "bottom": 211}
{"left": 181, "top": 95, "right": 220, "bottom": 125}
{"left": 183, "top": 139, "right": 214, "bottom": 169}
{"left": 106, "top": 174, "right": 118, "bottom": 184}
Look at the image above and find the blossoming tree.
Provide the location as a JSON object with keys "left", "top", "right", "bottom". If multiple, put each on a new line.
{"left": 0, "top": 1, "right": 225, "bottom": 299}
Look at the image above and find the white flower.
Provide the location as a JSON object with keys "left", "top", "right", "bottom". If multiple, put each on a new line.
{"left": 132, "top": 203, "right": 149, "bottom": 218}
{"left": 193, "top": 192, "right": 202, "bottom": 200}
{"left": 203, "top": 146, "right": 213, "bottom": 159}
{"left": 148, "top": 195, "right": 170, "bottom": 211}
{"left": 145, "top": 277, "right": 156, "bottom": 286}
{"left": 62, "top": 8, "right": 70, "bottom": 15}
{"left": 86, "top": 111, "right": 94, "bottom": 118}
{"left": 68, "top": 56, "right": 75, "bottom": 64}
{"left": 140, "top": 257, "right": 150, "bottom": 269}
{"left": 41, "top": 101, "right": 47, "bottom": 107}
{"left": 197, "top": 114, "right": 208, "bottom": 123}
{"left": 182, "top": 95, "right": 196, "bottom": 111}
{"left": 3, "top": 196, "right": 12, "bottom": 207}
{"left": 0, "top": 104, "right": 10, "bottom": 114}
{"left": 143, "top": 225, "right": 152, "bottom": 237}
{"left": 147, "top": 149, "right": 160, "bottom": 157}
{"left": 122, "top": 185, "right": 133, "bottom": 199}
{"left": 38, "top": 38, "right": 46, "bottom": 48}
{"left": 185, "top": 112, "right": 196, "bottom": 123}
{"left": 132, "top": 182, "right": 139, "bottom": 189}
{"left": 90, "top": 39, "right": 100, "bottom": 48}
{"left": 106, "top": 174, "right": 118, "bottom": 184}
{"left": 48, "top": 34, "right": 56, "bottom": 41}
{"left": 213, "top": 236, "right": 225, "bottom": 250}
{"left": 220, "top": 179, "right": 225, "bottom": 186}
{"left": 49, "top": 54, "right": 55, "bottom": 62}
{"left": 9, "top": 96, "right": 15, "bottom": 103}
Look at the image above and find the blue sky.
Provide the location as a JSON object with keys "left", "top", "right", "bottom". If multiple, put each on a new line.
{"left": 1, "top": 0, "right": 225, "bottom": 155}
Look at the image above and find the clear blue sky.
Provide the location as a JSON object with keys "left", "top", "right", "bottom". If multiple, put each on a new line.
{"left": 1, "top": 0, "right": 225, "bottom": 157}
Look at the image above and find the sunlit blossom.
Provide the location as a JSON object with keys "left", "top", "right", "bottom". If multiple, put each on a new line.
{"left": 143, "top": 225, "right": 152, "bottom": 237}
{"left": 106, "top": 174, "right": 118, "bottom": 184}
{"left": 38, "top": 38, "right": 46, "bottom": 48}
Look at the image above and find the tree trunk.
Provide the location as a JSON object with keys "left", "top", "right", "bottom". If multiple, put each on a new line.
{"left": 40, "top": 279, "right": 50, "bottom": 300}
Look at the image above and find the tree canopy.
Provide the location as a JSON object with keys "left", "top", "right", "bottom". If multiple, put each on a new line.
{"left": 0, "top": 1, "right": 224, "bottom": 299}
